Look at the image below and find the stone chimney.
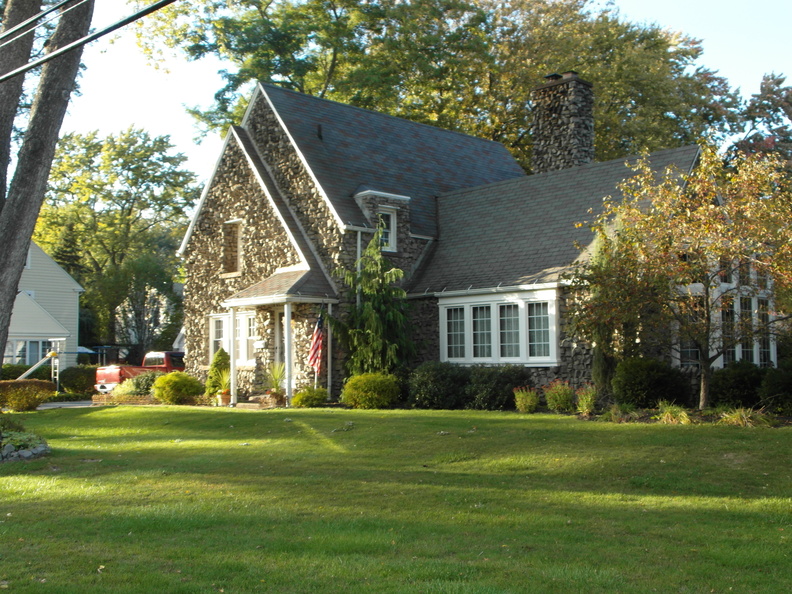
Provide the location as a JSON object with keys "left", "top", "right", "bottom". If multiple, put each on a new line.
{"left": 531, "top": 71, "right": 594, "bottom": 174}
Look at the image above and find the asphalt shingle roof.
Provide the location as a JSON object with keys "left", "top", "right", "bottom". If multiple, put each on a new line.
{"left": 408, "top": 145, "right": 700, "bottom": 294}
{"left": 260, "top": 84, "right": 527, "bottom": 237}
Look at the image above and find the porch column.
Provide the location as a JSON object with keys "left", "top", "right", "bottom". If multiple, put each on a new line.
{"left": 229, "top": 307, "right": 237, "bottom": 404}
{"left": 284, "top": 302, "right": 293, "bottom": 403}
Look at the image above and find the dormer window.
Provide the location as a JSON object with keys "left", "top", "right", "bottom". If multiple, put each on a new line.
{"left": 378, "top": 208, "right": 397, "bottom": 252}
{"left": 222, "top": 220, "right": 242, "bottom": 274}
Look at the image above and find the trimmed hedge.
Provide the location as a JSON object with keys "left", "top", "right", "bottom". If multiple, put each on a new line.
{"left": 152, "top": 372, "right": 204, "bottom": 405}
{"left": 710, "top": 361, "right": 766, "bottom": 408}
{"left": 0, "top": 379, "right": 56, "bottom": 411}
{"left": 292, "top": 387, "right": 329, "bottom": 408}
{"left": 341, "top": 373, "right": 400, "bottom": 409}
{"left": 612, "top": 358, "right": 687, "bottom": 408}
{"left": 758, "top": 359, "right": 792, "bottom": 415}
{"left": 1, "top": 363, "right": 52, "bottom": 381}
{"left": 59, "top": 365, "right": 99, "bottom": 394}
{"left": 408, "top": 362, "right": 471, "bottom": 409}
{"left": 466, "top": 365, "right": 534, "bottom": 411}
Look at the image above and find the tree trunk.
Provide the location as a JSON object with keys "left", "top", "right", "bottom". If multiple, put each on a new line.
{"left": 0, "top": 0, "right": 95, "bottom": 360}
{"left": 0, "top": 0, "right": 42, "bottom": 207}
{"left": 698, "top": 364, "right": 711, "bottom": 410}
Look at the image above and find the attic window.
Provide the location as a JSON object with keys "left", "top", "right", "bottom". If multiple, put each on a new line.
{"left": 378, "top": 208, "right": 397, "bottom": 252}
{"left": 222, "top": 221, "right": 242, "bottom": 274}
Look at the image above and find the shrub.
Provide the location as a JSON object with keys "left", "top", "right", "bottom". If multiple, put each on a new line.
{"left": 0, "top": 414, "right": 26, "bottom": 434}
{"left": 575, "top": 384, "right": 598, "bottom": 416}
{"left": 341, "top": 373, "right": 400, "bottom": 409}
{"left": 0, "top": 379, "right": 55, "bottom": 411}
{"left": 466, "top": 365, "right": 533, "bottom": 411}
{"left": 655, "top": 400, "right": 691, "bottom": 425}
{"left": 612, "top": 358, "right": 687, "bottom": 408}
{"left": 152, "top": 372, "right": 204, "bottom": 405}
{"left": 710, "top": 361, "right": 765, "bottom": 408}
{"left": 758, "top": 359, "right": 792, "bottom": 415}
{"left": 292, "top": 387, "right": 329, "bottom": 408}
{"left": 718, "top": 407, "right": 774, "bottom": 428}
{"left": 514, "top": 386, "right": 540, "bottom": 413}
{"left": 408, "top": 361, "right": 471, "bottom": 409}
{"left": 205, "top": 348, "right": 230, "bottom": 396}
{"left": 0, "top": 431, "right": 46, "bottom": 450}
{"left": 59, "top": 365, "right": 99, "bottom": 394}
{"left": 1, "top": 363, "right": 52, "bottom": 381}
{"left": 130, "top": 371, "right": 165, "bottom": 396}
{"left": 544, "top": 380, "right": 575, "bottom": 413}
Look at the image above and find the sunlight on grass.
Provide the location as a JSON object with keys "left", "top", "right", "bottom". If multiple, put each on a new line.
{"left": 1, "top": 406, "right": 790, "bottom": 592}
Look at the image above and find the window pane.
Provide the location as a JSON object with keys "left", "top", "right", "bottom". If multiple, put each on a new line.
{"left": 212, "top": 318, "right": 224, "bottom": 355}
{"left": 527, "top": 302, "right": 549, "bottom": 357}
{"left": 472, "top": 306, "right": 492, "bottom": 358}
{"left": 722, "top": 299, "right": 736, "bottom": 365}
{"left": 446, "top": 307, "right": 465, "bottom": 359}
{"left": 758, "top": 299, "right": 772, "bottom": 367}
{"left": 499, "top": 304, "right": 520, "bottom": 358}
{"left": 247, "top": 317, "right": 257, "bottom": 361}
{"left": 739, "top": 297, "right": 754, "bottom": 363}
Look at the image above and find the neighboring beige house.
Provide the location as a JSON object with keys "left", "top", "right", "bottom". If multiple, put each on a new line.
{"left": 4, "top": 242, "right": 83, "bottom": 369}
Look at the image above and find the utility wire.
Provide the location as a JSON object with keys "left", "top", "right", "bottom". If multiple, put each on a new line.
{"left": 0, "top": 0, "right": 181, "bottom": 85}
{"left": 0, "top": 0, "right": 91, "bottom": 52}
{"left": 0, "top": 0, "right": 75, "bottom": 44}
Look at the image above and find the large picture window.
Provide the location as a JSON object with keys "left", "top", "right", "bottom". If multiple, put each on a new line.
{"left": 440, "top": 290, "right": 557, "bottom": 365}
{"left": 209, "top": 312, "right": 258, "bottom": 364}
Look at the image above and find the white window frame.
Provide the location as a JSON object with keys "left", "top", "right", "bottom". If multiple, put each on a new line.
{"left": 209, "top": 311, "right": 258, "bottom": 365}
{"left": 439, "top": 289, "right": 559, "bottom": 366}
{"left": 378, "top": 207, "right": 397, "bottom": 252}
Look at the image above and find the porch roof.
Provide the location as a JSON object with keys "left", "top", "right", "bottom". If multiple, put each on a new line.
{"left": 221, "top": 268, "right": 337, "bottom": 308}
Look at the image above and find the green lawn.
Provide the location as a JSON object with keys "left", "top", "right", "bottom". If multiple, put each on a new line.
{"left": 2, "top": 406, "right": 791, "bottom": 593}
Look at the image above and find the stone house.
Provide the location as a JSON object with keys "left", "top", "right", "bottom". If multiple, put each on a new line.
{"left": 179, "top": 71, "right": 753, "bottom": 402}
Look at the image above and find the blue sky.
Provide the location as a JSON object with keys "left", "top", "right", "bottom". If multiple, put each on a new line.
{"left": 62, "top": 0, "right": 791, "bottom": 180}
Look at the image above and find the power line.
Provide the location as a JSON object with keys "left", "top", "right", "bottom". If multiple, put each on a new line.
{"left": 0, "top": 0, "right": 181, "bottom": 85}
{"left": 0, "top": 0, "right": 76, "bottom": 45}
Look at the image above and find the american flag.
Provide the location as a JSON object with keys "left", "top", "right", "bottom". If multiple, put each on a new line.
{"left": 307, "top": 313, "right": 324, "bottom": 375}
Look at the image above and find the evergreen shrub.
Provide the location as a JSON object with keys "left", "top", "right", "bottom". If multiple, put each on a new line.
{"left": 60, "top": 365, "right": 99, "bottom": 394}
{"left": 205, "top": 348, "right": 230, "bottom": 396}
{"left": 341, "top": 373, "right": 400, "bottom": 409}
{"left": 758, "top": 359, "right": 792, "bottom": 415}
{"left": 710, "top": 361, "right": 765, "bottom": 408}
{"left": 152, "top": 372, "right": 204, "bottom": 405}
{"left": 612, "top": 358, "right": 687, "bottom": 408}
{"left": 408, "top": 361, "right": 471, "bottom": 409}
{"left": 1, "top": 363, "right": 52, "bottom": 381}
{"left": 466, "top": 365, "right": 533, "bottom": 411}
{"left": 292, "top": 387, "right": 329, "bottom": 408}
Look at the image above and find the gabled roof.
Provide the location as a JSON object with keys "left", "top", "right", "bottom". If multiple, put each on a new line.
{"left": 8, "top": 292, "right": 70, "bottom": 338}
{"left": 408, "top": 145, "right": 700, "bottom": 294}
{"left": 255, "top": 84, "right": 527, "bottom": 237}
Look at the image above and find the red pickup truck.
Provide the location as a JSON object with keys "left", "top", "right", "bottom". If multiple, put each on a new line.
{"left": 94, "top": 351, "right": 185, "bottom": 393}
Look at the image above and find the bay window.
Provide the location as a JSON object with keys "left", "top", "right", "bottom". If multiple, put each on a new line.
{"left": 440, "top": 290, "right": 557, "bottom": 365}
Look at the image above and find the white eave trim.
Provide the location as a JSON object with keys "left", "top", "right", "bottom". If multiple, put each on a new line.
{"left": 354, "top": 189, "right": 411, "bottom": 202}
{"left": 409, "top": 281, "right": 561, "bottom": 299}
{"left": 222, "top": 294, "right": 340, "bottom": 308}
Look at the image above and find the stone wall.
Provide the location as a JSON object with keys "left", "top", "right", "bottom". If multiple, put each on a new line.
{"left": 531, "top": 71, "right": 594, "bottom": 174}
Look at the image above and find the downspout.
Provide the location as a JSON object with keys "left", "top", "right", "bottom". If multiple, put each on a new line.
{"left": 356, "top": 230, "right": 362, "bottom": 308}
{"left": 229, "top": 307, "right": 237, "bottom": 404}
{"left": 284, "top": 302, "right": 293, "bottom": 404}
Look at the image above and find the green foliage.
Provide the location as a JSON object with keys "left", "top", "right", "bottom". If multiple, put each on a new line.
{"left": 341, "top": 373, "right": 400, "bottom": 409}
{"left": 59, "top": 365, "right": 99, "bottom": 394}
{"left": 113, "top": 371, "right": 165, "bottom": 398}
{"left": 0, "top": 414, "right": 26, "bottom": 434}
{"left": 266, "top": 361, "right": 286, "bottom": 394}
{"left": 205, "top": 348, "right": 231, "bottom": 396}
{"left": 335, "top": 226, "right": 414, "bottom": 375}
{"left": 139, "top": 0, "right": 743, "bottom": 172}
{"left": 655, "top": 401, "right": 692, "bottom": 425}
{"left": 0, "top": 380, "right": 55, "bottom": 411}
{"left": 291, "top": 387, "right": 329, "bottom": 408}
{"left": 408, "top": 361, "right": 471, "bottom": 410}
{"left": 612, "top": 358, "right": 687, "bottom": 409}
{"left": 1, "top": 363, "right": 52, "bottom": 381}
{"left": 710, "top": 361, "right": 766, "bottom": 408}
{"left": 513, "top": 386, "right": 540, "bottom": 414}
{"left": 152, "top": 372, "right": 204, "bottom": 405}
{"left": 35, "top": 127, "right": 197, "bottom": 347}
{"left": 575, "top": 384, "right": 598, "bottom": 416}
{"left": 465, "top": 365, "right": 533, "bottom": 411}
{"left": 0, "top": 431, "right": 46, "bottom": 451}
{"left": 718, "top": 407, "right": 774, "bottom": 428}
{"left": 598, "top": 402, "right": 641, "bottom": 424}
{"left": 758, "top": 359, "right": 792, "bottom": 415}
{"left": 543, "top": 380, "right": 576, "bottom": 413}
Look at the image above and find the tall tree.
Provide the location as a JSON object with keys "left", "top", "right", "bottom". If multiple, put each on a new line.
{"left": 0, "top": 0, "right": 95, "bottom": 361}
{"left": 569, "top": 146, "right": 792, "bottom": 409}
{"left": 34, "top": 127, "right": 198, "bottom": 347}
{"left": 137, "top": 0, "right": 741, "bottom": 170}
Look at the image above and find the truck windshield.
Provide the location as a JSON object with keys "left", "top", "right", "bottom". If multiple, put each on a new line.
{"left": 169, "top": 353, "right": 185, "bottom": 368}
